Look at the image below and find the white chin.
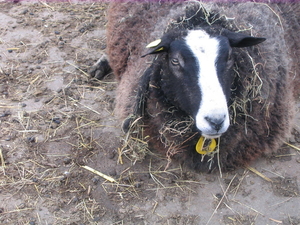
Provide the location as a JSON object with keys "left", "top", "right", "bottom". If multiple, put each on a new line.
{"left": 202, "top": 133, "right": 222, "bottom": 139}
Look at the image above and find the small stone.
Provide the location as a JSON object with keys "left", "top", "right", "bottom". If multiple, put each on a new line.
{"left": 50, "top": 123, "right": 59, "bottom": 129}
{"left": 16, "top": 19, "right": 24, "bottom": 24}
{"left": 215, "top": 193, "right": 223, "bottom": 199}
{"left": 27, "top": 137, "right": 36, "bottom": 143}
{"left": 18, "top": 203, "right": 26, "bottom": 209}
{"left": 27, "top": 68, "right": 34, "bottom": 74}
{"left": 52, "top": 118, "right": 61, "bottom": 124}
{"left": 108, "top": 150, "right": 116, "bottom": 159}
{"left": 72, "top": 196, "right": 79, "bottom": 202}
{"left": 134, "top": 182, "right": 142, "bottom": 188}
{"left": 0, "top": 111, "right": 11, "bottom": 117}
{"left": 21, "top": 9, "right": 28, "bottom": 14}
{"left": 100, "top": 44, "right": 107, "bottom": 50}
{"left": 54, "top": 31, "right": 60, "bottom": 35}
{"left": 60, "top": 176, "right": 67, "bottom": 182}
{"left": 63, "top": 158, "right": 72, "bottom": 165}
{"left": 91, "top": 176, "right": 100, "bottom": 184}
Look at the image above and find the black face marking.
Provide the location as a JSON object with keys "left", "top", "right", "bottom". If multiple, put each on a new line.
{"left": 163, "top": 40, "right": 202, "bottom": 116}
{"left": 216, "top": 36, "right": 234, "bottom": 100}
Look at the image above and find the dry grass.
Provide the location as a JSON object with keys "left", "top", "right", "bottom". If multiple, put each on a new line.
{"left": 0, "top": 2, "right": 115, "bottom": 223}
{"left": 119, "top": 115, "right": 150, "bottom": 164}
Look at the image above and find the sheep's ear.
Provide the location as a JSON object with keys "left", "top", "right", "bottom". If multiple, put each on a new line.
{"left": 222, "top": 29, "right": 266, "bottom": 48}
{"left": 142, "top": 39, "right": 169, "bottom": 57}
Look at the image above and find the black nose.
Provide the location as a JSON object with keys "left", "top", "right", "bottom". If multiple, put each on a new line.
{"left": 205, "top": 116, "right": 224, "bottom": 132}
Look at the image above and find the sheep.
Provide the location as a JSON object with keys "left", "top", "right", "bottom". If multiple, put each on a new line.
{"left": 90, "top": 2, "right": 300, "bottom": 172}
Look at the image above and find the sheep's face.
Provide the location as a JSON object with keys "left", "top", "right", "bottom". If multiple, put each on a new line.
{"left": 166, "top": 30, "right": 232, "bottom": 138}
{"left": 144, "top": 29, "right": 265, "bottom": 138}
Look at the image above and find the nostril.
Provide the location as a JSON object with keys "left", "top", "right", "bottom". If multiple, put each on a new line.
{"left": 205, "top": 116, "right": 225, "bottom": 132}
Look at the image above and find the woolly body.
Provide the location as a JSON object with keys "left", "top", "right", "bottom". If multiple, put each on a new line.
{"left": 100, "top": 2, "right": 300, "bottom": 171}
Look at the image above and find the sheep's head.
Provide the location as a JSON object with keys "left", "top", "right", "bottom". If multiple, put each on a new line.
{"left": 143, "top": 29, "right": 265, "bottom": 138}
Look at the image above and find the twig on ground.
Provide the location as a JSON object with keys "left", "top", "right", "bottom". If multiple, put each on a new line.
{"left": 81, "top": 165, "right": 117, "bottom": 183}
{"left": 246, "top": 166, "right": 273, "bottom": 182}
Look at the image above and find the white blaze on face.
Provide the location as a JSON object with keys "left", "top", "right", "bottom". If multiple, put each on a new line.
{"left": 185, "top": 30, "right": 230, "bottom": 138}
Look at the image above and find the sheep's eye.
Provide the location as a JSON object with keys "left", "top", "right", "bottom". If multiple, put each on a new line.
{"left": 171, "top": 58, "right": 179, "bottom": 65}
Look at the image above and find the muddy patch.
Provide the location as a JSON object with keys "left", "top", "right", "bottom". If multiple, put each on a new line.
{"left": 272, "top": 177, "right": 299, "bottom": 197}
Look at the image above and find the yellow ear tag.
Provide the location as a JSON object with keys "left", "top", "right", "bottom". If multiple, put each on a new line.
{"left": 146, "top": 39, "right": 161, "bottom": 48}
{"left": 195, "top": 136, "right": 217, "bottom": 155}
{"left": 154, "top": 47, "right": 164, "bottom": 52}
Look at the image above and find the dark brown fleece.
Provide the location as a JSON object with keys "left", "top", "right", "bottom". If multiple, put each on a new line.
{"left": 105, "top": 2, "right": 300, "bottom": 172}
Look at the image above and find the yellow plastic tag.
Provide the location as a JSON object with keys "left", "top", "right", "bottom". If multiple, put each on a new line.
{"left": 146, "top": 39, "right": 161, "bottom": 48}
{"left": 154, "top": 47, "right": 164, "bottom": 52}
{"left": 195, "top": 136, "right": 217, "bottom": 155}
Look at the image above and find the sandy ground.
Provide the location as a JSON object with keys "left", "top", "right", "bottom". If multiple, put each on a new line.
{"left": 0, "top": 2, "right": 299, "bottom": 225}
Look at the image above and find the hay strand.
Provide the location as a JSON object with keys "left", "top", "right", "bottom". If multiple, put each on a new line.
{"left": 284, "top": 142, "right": 300, "bottom": 152}
{"left": 246, "top": 166, "right": 273, "bottom": 182}
{"left": 0, "top": 147, "right": 5, "bottom": 168}
{"left": 206, "top": 174, "right": 237, "bottom": 225}
{"left": 81, "top": 165, "right": 117, "bottom": 183}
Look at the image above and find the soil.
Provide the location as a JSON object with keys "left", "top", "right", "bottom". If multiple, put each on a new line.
{"left": 0, "top": 2, "right": 300, "bottom": 225}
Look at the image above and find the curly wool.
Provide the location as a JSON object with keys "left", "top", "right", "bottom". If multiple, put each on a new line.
{"left": 105, "top": 2, "right": 300, "bottom": 172}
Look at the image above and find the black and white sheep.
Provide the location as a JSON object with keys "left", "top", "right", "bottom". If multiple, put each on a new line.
{"left": 90, "top": 2, "right": 300, "bottom": 172}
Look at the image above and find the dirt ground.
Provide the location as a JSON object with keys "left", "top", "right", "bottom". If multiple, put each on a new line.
{"left": 0, "top": 1, "right": 299, "bottom": 225}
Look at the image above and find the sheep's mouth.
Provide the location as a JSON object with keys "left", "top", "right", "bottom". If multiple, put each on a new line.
{"left": 201, "top": 132, "right": 223, "bottom": 139}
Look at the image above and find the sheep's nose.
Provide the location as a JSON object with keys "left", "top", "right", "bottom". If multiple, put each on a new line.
{"left": 205, "top": 116, "right": 225, "bottom": 132}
